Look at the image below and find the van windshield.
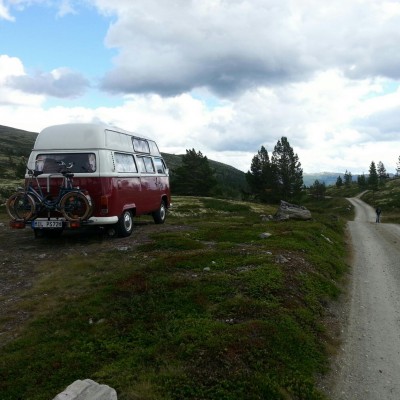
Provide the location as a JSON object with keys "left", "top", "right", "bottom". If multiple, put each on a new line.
{"left": 36, "top": 153, "right": 96, "bottom": 173}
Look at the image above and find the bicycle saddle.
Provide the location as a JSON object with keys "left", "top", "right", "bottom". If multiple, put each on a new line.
{"left": 28, "top": 169, "right": 43, "bottom": 177}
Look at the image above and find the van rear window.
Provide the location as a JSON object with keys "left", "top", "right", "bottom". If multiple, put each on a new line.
{"left": 36, "top": 153, "right": 96, "bottom": 173}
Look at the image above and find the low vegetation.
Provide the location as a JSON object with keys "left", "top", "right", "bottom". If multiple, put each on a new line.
{"left": 360, "top": 177, "right": 400, "bottom": 223}
{"left": 0, "top": 195, "right": 353, "bottom": 400}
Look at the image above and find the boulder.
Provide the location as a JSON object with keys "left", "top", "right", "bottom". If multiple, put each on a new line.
{"left": 52, "top": 379, "right": 117, "bottom": 400}
{"left": 274, "top": 200, "right": 312, "bottom": 221}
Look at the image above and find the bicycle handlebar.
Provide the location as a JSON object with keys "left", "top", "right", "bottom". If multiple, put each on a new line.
{"left": 27, "top": 169, "right": 43, "bottom": 177}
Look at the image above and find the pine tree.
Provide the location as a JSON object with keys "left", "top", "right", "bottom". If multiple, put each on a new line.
{"left": 377, "top": 161, "right": 388, "bottom": 185}
{"left": 245, "top": 146, "right": 276, "bottom": 202}
{"left": 396, "top": 156, "right": 400, "bottom": 176}
{"left": 357, "top": 173, "right": 367, "bottom": 189}
{"left": 344, "top": 170, "right": 352, "bottom": 187}
{"left": 172, "top": 149, "right": 217, "bottom": 196}
{"left": 336, "top": 175, "right": 343, "bottom": 188}
{"left": 271, "top": 137, "right": 303, "bottom": 201}
{"left": 368, "top": 161, "right": 379, "bottom": 190}
{"left": 310, "top": 179, "right": 326, "bottom": 199}
{"left": 247, "top": 137, "right": 303, "bottom": 203}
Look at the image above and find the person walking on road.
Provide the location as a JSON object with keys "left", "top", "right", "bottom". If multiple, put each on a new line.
{"left": 376, "top": 206, "right": 382, "bottom": 223}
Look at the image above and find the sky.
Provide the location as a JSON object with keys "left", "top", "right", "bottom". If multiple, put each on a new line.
{"left": 1, "top": 0, "right": 400, "bottom": 174}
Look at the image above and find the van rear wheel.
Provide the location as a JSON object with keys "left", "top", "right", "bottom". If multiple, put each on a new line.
{"left": 153, "top": 201, "right": 167, "bottom": 224}
{"left": 117, "top": 210, "right": 134, "bottom": 237}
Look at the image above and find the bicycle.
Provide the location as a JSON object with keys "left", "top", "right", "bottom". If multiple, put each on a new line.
{"left": 6, "top": 161, "right": 92, "bottom": 222}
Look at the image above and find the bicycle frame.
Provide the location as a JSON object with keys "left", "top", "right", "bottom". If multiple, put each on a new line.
{"left": 8, "top": 161, "right": 92, "bottom": 224}
{"left": 25, "top": 171, "right": 74, "bottom": 214}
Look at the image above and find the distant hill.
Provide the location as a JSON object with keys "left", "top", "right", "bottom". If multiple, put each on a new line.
{"left": 0, "top": 125, "right": 38, "bottom": 180}
{"left": 162, "top": 152, "right": 248, "bottom": 197}
{"left": 0, "top": 125, "right": 248, "bottom": 198}
{"left": 2, "top": 124, "right": 359, "bottom": 195}
{"left": 0, "top": 125, "right": 37, "bottom": 157}
{"left": 303, "top": 172, "right": 342, "bottom": 187}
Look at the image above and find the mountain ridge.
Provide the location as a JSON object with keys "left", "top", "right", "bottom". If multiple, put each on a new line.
{"left": 0, "top": 124, "right": 348, "bottom": 187}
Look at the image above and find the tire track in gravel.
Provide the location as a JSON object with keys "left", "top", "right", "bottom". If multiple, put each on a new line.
{"left": 328, "top": 197, "right": 400, "bottom": 400}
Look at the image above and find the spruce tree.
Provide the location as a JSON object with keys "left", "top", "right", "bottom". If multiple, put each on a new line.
{"left": 368, "top": 161, "right": 379, "bottom": 190}
{"left": 377, "top": 161, "right": 388, "bottom": 185}
{"left": 357, "top": 173, "right": 367, "bottom": 189}
{"left": 271, "top": 137, "right": 303, "bottom": 201}
{"left": 172, "top": 149, "right": 217, "bottom": 196}
{"left": 310, "top": 179, "right": 326, "bottom": 199}
{"left": 336, "top": 175, "right": 343, "bottom": 188}
{"left": 245, "top": 146, "right": 276, "bottom": 202}
{"left": 344, "top": 170, "right": 352, "bottom": 187}
{"left": 396, "top": 156, "right": 400, "bottom": 176}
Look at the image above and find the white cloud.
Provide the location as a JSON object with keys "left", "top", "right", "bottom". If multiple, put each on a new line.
{"left": 0, "top": 55, "right": 44, "bottom": 106}
{"left": 0, "top": 0, "right": 82, "bottom": 21}
{"left": 0, "top": 0, "right": 14, "bottom": 21}
{"left": 57, "top": 0, "right": 77, "bottom": 17}
{"left": 3, "top": 1, "right": 400, "bottom": 176}
{"left": 7, "top": 67, "right": 90, "bottom": 98}
{"left": 92, "top": 0, "right": 400, "bottom": 97}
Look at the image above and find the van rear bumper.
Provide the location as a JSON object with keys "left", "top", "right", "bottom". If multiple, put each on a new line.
{"left": 88, "top": 216, "right": 119, "bottom": 225}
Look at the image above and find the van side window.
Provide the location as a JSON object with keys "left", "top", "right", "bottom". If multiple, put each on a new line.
{"left": 114, "top": 153, "right": 138, "bottom": 173}
{"left": 137, "top": 156, "right": 155, "bottom": 173}
{"left": 148, "top": 140, "right": 161, "bottom": 156}
{"left": 132, "top": 138, "right": 150, "bottom": 154}
{"left": 154, "top": 158, "right": 166, "bottom": 174}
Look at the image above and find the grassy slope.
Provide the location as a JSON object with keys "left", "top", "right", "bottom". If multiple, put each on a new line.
{"left": 360, "top": 178, "right": 400, "bottom": 223}
{"left": 0, "top": 196, "right": 353, "bottom": 400}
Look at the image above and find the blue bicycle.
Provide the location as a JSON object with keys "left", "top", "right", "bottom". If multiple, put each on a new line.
{"left": 6, "top": 161, "right": 92, "bottom": 222}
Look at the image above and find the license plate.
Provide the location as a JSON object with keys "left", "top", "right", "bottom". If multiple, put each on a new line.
{"left": 32, "top": 220, "right": 63, "bottom": 228}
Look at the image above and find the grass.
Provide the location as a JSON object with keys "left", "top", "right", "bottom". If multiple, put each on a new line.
{"left": 0, "top": 196, "right": 353, "bottom": 399}
{"left": 360, "top": 178, "right": 400, "bottom": 223}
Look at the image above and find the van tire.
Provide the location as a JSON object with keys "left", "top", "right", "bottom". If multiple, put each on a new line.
{"left": 153, "top": 201, "right": 167, "bottom": 224}
{"left": 117, "top": 210, "right": 134, "bottom": 237}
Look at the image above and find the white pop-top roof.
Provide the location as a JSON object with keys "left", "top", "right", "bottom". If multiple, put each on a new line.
{"left": 33, "top": 123, "right": 160, "bottom": 155}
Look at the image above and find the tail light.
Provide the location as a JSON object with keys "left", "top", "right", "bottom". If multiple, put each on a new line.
{"left": 10, "top": 220, "right": 26, "bottom": 229}
{"left": 100, "top": 195, "right": 109, "bottom": 215}
{"left": 69, "top": 221, "right": 81, "bottom": 229}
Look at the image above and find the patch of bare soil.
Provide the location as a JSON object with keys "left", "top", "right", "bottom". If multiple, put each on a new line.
{"left": 0, "top": 214, "right": 185, "bottom": 347}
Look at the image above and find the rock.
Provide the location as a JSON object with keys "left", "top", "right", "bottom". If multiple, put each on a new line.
{"left": 260, "top": 214, "right": 274, "bottom": 222}
{"left": 321, "top": 234, "right": 333, "bottom": 244}
{"left": 275, "top": 254, "right": 290, "bottom": 263}
{"left": 203, "top": 267, "right": 211, "bottom": 272}
{"left": 117, "top": 246, "right": 129, "bottom": 251}
{"left": 259, "top": 232, "right": 272, "bottom": 239}
{"left": 52, "top": 379, "right": 117, "bottom": 400}
{"left": 274, "top": 200, "right": 312, "bottom": 221}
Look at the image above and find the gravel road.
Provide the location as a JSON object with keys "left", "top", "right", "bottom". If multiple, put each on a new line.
{"left": 329, "top": 196, "right": 400, "bottom": 399}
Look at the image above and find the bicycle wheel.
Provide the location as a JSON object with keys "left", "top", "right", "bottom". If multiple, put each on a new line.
{"left": 59, "top": 191, "right": 91, "bottom": 221}
{"left": 6, "top": 192, "right": 36, "bottom": 221}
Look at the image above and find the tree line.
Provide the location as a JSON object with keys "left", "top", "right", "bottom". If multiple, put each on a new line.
{"left": 335, "top": 160, "right": 390, "bottom": 191}
{"left": 172, "top": 137, "right": 303, "bottom": 203}
{"left": 171, "top": 140, "right": 400, "bottom": 202}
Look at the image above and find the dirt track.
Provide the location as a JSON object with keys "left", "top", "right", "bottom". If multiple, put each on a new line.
{"left": 328, "top": 197, "right": 400, "bottom": 399}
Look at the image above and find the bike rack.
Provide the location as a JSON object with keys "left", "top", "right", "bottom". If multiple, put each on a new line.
{"left": 46, "top": 173, "right": 65, "bottom": 194}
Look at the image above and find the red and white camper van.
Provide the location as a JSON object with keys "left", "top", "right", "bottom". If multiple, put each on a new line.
{"left": 23, "top": 123, "right": 171, "bottom": 237}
